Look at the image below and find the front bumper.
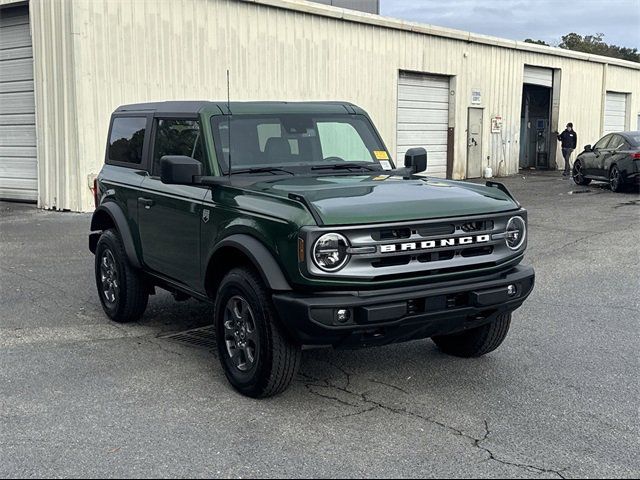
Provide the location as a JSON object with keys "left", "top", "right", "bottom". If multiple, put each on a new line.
{"left": 272, "top": 265, "right": 535, "bottom": 348}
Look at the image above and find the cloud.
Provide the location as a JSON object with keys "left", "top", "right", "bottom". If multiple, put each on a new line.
{"left": 379, "top": 0, "right": 640, "bottom": 49}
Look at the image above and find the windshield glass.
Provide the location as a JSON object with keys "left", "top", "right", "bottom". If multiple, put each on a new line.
{"left": 211, "top": 114, "right": 391, "bottom": 173}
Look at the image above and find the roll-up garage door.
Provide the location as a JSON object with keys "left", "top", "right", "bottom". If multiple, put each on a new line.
{"left": 603, "top": 92, "right": 627, "bottom": 135}
{"left": 0, "top": 5, "right": 37, "bottom": 202}
{"left": 523, "top": 66, "right": 553, "bottom": 87}
{"left": 397, "top": 72, "right": 449, "bottom": 178}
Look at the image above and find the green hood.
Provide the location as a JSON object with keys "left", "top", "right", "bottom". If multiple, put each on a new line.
{"left": 243, "top": 174, "right": 519, "bottom": 225}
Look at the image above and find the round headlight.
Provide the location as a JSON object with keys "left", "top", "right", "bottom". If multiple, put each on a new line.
{"left": 505, "top": 216, "right": 526, "bottom": 250}
{"left": 312, "top": 233, "right": 350, "bottom": 271}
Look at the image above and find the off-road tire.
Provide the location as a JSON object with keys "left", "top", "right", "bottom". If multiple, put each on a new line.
{"left": 215, "top": 267, "right": 301, "bottom": 398}
{"left": 95, "top": 229, "right": 149, "bottom": 323}
{"left": 432, "top": 313, "right": 511, "bottom": 358}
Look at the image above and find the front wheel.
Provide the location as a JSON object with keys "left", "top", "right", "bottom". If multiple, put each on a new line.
{"left": 215, "top": 267, "right": 301, "bottom": 398}
{"left": 572, "top": 160, "right": 591, "bottom": 185}
{"left": 432, "top": 313, "right": 511, "bottom": 357}
{"left": 609, "top": 165, "right": 624, "bottom": 192}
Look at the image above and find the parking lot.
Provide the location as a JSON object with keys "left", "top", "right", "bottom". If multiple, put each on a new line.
{"left": 0, "top": 172, "right": 638, "bottom": 478}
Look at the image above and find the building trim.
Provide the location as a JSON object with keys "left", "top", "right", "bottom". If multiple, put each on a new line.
{"left": 241, "top": 0, "right": 640, "bottom": 70}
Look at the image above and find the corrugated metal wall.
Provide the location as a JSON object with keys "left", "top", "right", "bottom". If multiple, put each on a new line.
{"left": 31, "top": 0, "right": 640, "bottom": 212}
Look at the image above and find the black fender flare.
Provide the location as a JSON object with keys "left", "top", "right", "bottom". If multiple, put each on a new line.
{"left": 90, "top": 203, "right": 142, "bottom": 269}
{"left": 210, "top": 234, "right": 292, "bottom": 291}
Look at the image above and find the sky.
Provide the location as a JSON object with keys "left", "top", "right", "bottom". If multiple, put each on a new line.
{"left": 379, "top": 0, "right": 640, "bottom": 49}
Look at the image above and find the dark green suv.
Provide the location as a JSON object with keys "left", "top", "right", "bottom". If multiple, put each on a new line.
{"left": 90, "top": 101, "right": 535, "bottom": 398}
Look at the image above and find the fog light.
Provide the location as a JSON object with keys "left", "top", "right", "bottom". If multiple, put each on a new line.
{"left": 507, "top": 284, "right": 517, "bottom": 296}
{"left": 336, "top": 309, "right": 351, "bottom": 323}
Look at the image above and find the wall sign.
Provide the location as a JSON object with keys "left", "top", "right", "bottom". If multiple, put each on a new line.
{"left": 491, "top": 115, "right": 503, "bottom": 133}
{"left": 471, "top": 89, "right": 482, "bottom": 105}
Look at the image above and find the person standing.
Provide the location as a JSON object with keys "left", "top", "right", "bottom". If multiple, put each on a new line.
{"left": 557, "top": 123, "right": 577, "bottom": 176}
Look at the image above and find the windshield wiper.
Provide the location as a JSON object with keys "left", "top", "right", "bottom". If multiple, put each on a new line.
{"left": 311, "top": 163, "right": 379, "bottom": 172}
{"left": 231, "top": 167, "right": 294, "bottom": 176}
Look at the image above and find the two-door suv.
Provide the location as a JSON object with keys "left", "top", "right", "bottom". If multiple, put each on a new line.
{"left": 90, "top": 101, "right": 535, "bottom": 398}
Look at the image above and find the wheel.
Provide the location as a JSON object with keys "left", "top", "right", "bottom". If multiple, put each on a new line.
{"left": 609, "top": 165, "right": 624, "bottom": 192}
{"left": 572, "top": 160, "right": 591, "bottom": 185}
{"left": 94, "top": 229, "right": 149, "bottom": 323}
{"left": 432, "top": 313, "right": 511, "bottom": 358}
{"left": 215, "top": 267, "right": 301, "bottom": 398}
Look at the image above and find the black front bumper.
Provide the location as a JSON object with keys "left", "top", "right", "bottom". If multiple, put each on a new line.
{"left": 272, "top": 265, "right": 535, "bottom": 348}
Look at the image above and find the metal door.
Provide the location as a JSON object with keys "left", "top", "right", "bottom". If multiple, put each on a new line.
{"left": 466, "top": 108, "right": 483, "bottom": 178}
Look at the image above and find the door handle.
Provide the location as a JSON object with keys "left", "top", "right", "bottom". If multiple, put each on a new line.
{"left": 138, "top": 197, "right": 155, "bottom": 209}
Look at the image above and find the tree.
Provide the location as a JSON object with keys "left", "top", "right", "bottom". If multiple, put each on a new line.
{"left": 524, "top": 33, "right": 639, "bottom": 63}
{"left": 524, "top": 38, "right": 550, "bottom": 46}
{"left": 558, "top": 33, "right": 639, "bottom": 62}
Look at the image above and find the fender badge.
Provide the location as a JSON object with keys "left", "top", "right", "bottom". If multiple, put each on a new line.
{"left": 202, "top": 208, "right": 210, "bottom": 223}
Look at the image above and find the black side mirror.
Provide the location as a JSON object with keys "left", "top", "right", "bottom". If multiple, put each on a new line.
{"left": 160, "top": 156, "right": 202, "bottom": 185}
{"left": 584, "top": 144, "right": 592, "bottom": 152}
{"left": 404, "top": 147, "right": 428, "bottom": 174}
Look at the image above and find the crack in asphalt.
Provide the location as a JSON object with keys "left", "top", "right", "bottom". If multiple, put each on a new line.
{"left": 301, "top": 361, "right": 568, "bottom": 479}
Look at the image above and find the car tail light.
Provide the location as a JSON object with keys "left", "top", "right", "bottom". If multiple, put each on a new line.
{"left": 633, "top": 152, "right": 640, "bottom": 159}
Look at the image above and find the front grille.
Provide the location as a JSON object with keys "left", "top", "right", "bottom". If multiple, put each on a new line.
{"left": 302, "top": 211, "right": 525, "bottom": 282}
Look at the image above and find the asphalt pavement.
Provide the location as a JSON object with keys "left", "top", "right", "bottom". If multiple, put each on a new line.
{"left": 0, "top": 172, "right": 638, "bottom": 478}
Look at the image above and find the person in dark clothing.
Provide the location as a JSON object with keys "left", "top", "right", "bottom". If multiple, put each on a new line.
{"left": 558, "top": 123, "right": 577, "bottom": 176}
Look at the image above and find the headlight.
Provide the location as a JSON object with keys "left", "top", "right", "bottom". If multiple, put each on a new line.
{"left": 505, "top": 216, "right": 526, "bottom": 250}
{"left": 312, "top": 233, "right": 350, "bottom": 271}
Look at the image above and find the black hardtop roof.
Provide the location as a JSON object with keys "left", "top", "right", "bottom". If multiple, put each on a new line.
{"left": 114, "top": 101, "right": 366, "bottom": 116}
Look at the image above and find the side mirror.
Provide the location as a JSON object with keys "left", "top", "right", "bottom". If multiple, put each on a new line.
{"left": 584, "top": 144, "right": 592, "bottom": 152}
{"left": 160, "top": 156, "right": 202, "bottom": 185}
{"left": 404, "top": 147, "right": 428, "bottom": 174}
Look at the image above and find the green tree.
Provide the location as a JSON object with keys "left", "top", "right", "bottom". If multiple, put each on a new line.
{"left": 524, "top": 33, "right": 639, "bottom": 63}
{"left": 557, "top": 33, "right": 639, "bottom": 62}
{"left": 524, "top": 38, "right": 550, "bottom": 46}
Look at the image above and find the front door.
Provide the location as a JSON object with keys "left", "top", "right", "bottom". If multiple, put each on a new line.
{"left": 137, "top": 118, "right": 207, "bottom": 289}
{"left": 586, "top": 134, "right": 613, "bottom": 177}
{"left": 466, "top": 108, "right": 483, "bottom": 178}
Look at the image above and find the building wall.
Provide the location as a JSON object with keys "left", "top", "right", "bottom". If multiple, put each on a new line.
{"left": 30, "top": 0, "right": 640, "bottom": 211}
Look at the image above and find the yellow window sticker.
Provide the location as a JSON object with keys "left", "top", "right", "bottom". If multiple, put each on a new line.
{"left": 374, "top": 150, "right": 389, "bottom": 160}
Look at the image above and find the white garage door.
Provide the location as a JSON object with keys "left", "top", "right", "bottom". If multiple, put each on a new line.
{"left": 397, "top": 72, "right": 449, "bottom": 177}
{"left": 0, "top": 5, "right": 37, "bottom": 202}
{"left": 523, "top": 65, "right": 553, "bottom": 87}
{"left": 603, "top": 92, "right": 627, "bottom": 135}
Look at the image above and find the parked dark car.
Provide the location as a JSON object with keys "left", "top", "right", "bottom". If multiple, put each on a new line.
{"left": 573, "top": 131, "right": 640, "bottom": 192}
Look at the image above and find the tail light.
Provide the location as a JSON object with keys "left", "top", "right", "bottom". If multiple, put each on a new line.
{"left": 633, "top": 152, "right": 640, "bottom": 159}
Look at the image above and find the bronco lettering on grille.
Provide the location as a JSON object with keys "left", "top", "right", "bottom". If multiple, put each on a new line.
{"left": 380, "top": 235, "right": 490, "bottom": 253}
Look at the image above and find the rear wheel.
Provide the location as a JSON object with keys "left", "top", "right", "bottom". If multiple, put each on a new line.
{"left": 215, "top": 267, "right": 301, "bottom": 398}
{"left": 572, "top": 160, "right": 591, "bottom": 185}
{"left": 609, "top": 165, "right": 624, "bottom": 192}
{"left": 94, "top": 229, "right": 149, "bottom": 323}
{"left": 432, "top": 313, "right": 511, "bottom": 357}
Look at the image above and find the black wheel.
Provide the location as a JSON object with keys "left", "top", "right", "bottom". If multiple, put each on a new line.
{"left": 432, "top": 313, "right": 511, "bottom": 358}
{"left": 609, "top": 165, "right": 624, "bottom": 192}
{"left": 572, "top": 160, "right": 591, "bottom": 185}
{"left": 94, "top": 229, "right": 149, "bottom": 323}
{"left": 215, "top": 267, "right": 301, "bottom": 398}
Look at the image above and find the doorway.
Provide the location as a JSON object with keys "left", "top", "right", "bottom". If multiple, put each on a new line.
{"left": 466, "top": 108, "right": 483, "bottom": 178}
{"left": 519, "top": 84, "right": 552, "bottom": 169}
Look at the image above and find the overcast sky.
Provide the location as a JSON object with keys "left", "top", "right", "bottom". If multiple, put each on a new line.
{"left": 379, "top": 0, "right": 640, "bottom": 49}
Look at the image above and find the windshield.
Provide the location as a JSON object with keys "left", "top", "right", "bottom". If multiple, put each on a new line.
{"left": 211, "top": 114, "right": 392, "bottom": 173}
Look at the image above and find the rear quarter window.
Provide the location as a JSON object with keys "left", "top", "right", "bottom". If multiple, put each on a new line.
{"left": 108, "top": 117, "right": 147, "bottom": 164}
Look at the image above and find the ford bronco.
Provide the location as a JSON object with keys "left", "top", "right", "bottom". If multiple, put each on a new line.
{"left": 90, "top": 101, "right": 535, "bottom": 398}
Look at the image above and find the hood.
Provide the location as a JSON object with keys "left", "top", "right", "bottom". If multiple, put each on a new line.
{"left": 241, "top": 174, "right": 519, "bottom": 226}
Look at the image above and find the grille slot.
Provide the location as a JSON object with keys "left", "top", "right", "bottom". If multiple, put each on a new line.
{"left": 417, "top": 224, "right": 455, "bottom": 237}
{"left": 460, "top": 220, "right": 494, "bottom": 232}
{"left": 373, "top": 227, "right": 412, "bottom": 241}
{"left": 460, "top": 246, "right": 494, "bottom": 257}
